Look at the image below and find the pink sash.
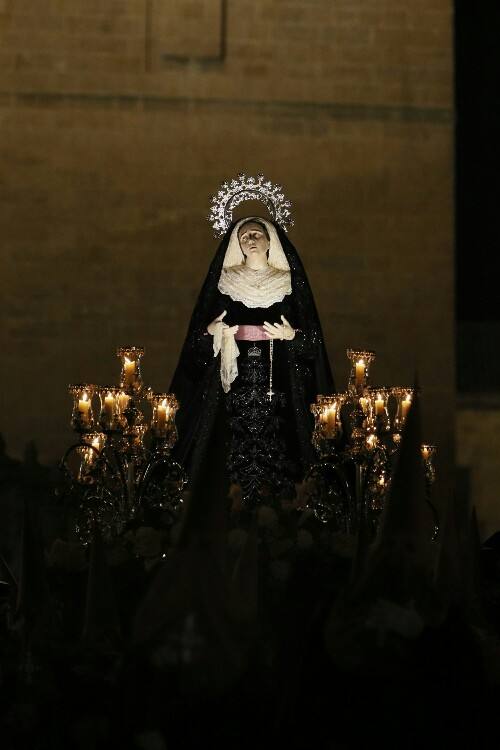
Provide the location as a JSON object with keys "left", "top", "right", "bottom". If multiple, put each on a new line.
{"left": 234, "top": 324, "right": 268, "bottom": 341}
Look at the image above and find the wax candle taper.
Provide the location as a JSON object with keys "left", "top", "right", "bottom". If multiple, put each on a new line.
{"left": 401, "top": 395, "right": 412, "bottom": 420}
{"left": 355, "top": 359, "right": 365, "bottom": 387}
{"left": 374, "top": 393, "right": 385, "bottom": 415}
{"left": 78, "top": 393, "right": 91, "bottom": 422}
{"left": 124, "top": 357, "right": 136, "bottom": 386}
{"left": 104, "top": 392, "right": 115, "bottom": 423}
{"left": 157, "top": 398, "right": 168, "bottom": 431}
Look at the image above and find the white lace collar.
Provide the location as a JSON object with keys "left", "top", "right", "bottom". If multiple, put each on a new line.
{"left": 218, "top": 264, "right": 292, "bottom": 308}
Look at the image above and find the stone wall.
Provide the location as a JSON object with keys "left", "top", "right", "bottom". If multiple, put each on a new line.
{"left": 0, "top": 1, "right": 454, "bottom": 499}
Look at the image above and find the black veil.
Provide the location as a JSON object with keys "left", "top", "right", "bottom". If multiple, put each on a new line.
{"left": 169, "top": 218, "right": 335, "bottom": 499}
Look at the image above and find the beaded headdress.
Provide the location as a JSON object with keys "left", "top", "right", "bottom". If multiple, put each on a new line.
{"left": 208, "top": 173, "right": 294, "bottom": 238}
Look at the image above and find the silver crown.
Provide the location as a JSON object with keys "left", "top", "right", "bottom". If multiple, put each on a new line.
{"left": 248, "top": 344, "right": 262, "bottom": 357}
{"left": 208, "top": 173, "right": 294, "bottom": 238}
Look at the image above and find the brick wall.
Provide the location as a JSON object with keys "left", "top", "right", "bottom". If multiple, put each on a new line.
{"left": 0, "top": 1, "right": 454, "bottom": 503}
{"left": 0, "top": 1, "right": 453, "bottom": 106}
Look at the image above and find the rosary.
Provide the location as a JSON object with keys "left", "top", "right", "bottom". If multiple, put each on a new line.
{"left": 267, "top": 339, "right": 274, "bottom": 401}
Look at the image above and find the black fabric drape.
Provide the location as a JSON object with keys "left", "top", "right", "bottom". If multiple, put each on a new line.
{"left": 169, "top": 219, "right": 335, "bottom": 509}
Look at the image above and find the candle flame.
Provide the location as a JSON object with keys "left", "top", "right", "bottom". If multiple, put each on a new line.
{"left": 124, "top": 356, "right": 133, "bottom": 365}
{"left": 82, "top": 392, "right": 88, "bottom": 402}
{"left": 161, "top": 398, "right": 168, "bottom": 408}
{"left": 107, "top": 391, "right": 113, "bottom": 399}
{"left": 357, "top": 359, "right": 364, "bottom": 366}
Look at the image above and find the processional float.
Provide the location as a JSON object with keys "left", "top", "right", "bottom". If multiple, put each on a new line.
{"left": 60, "top": 174, "right": 438, "bottom": 542}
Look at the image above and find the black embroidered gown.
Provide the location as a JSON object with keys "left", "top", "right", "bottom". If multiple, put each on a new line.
{"left": 169, "top": 221, "right": 334, "bottom": 511}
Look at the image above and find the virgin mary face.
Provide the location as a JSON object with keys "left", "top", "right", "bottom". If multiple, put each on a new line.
{"left": 237, "top": 221, "right": 270, "bottom": 262}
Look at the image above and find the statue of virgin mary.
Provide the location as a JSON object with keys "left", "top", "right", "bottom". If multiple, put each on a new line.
{"left": 170, "top": 177, "right": 334, "bottom": 509}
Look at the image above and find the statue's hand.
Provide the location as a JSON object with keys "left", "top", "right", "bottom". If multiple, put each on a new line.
{"left": 207, "top": 311, "right": 239, "bottom": 339}
{"left": 263, "top": 315, "right": 296, "bottom": 341}
{"left": 207, "top": 310, "right": 226, "bottom": 336}
{"left": 223, "top": 324, "right": 239, "bottom": 339}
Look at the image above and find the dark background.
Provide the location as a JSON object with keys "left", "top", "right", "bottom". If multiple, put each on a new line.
{"left": 456, "top": 0, "right": 500, "bottom": 391}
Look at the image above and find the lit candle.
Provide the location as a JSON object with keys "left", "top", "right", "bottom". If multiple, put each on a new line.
{"left": 157, "top": 398, "right": 169, "bottom": 431}
{"left": 374, "top": 393, "right": 385, "bottom": 416}
{"left": 326, "top": 404, "right": 337, "bottom": 433}
{"left": 83, "top": 447, "right": 94, "bottom": 467}
{"left": 104, "top": 392, "right": 115, "bottom": 423}
{"left": 123, "top": 356, "right": 136, "bottom": 385}
{"left": 401, "top": 395, "right": 412, "bottom": 420}
{"left": 84, "top": 435, "right": 101, "bottom": 467}
{"left": 421, "top": 446, "right": 430, "bottom": 461}
{"left": 118, "top": 391, "right": 130, "bottom": 413}
{"left": 355, "top": 359, "right": 365, "bottom": 387}
{"left": 78, "top": 392, "right": 91, "bottom": 423}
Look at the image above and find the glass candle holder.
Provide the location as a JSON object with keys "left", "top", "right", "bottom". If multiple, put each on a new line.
{"left": 149, "top": 392, "right": 179, "bottom": 446}
{"left": 116, "top": 390, "right": 132, "bottom": 426}
{"left": 367, "top": 386, "right": 389, "bottom": 430}
{"left": 358, "top": 395, "right": 370, "bottom": 417}
{"left": 347, "top": 349, "right": 376, "bottom": 396}
{"left": 311, "top": 394, "right": 344, "bottom": 441}
{"left": 391, "top": 387, "right": 414, "bottom": 432}
{"left": 84, "top": 430, "right": 106, "bottom": 459}
{"left": 421, "top": 444, "right": 436, "bottom": 463}
{"left": 117, "top": 346, "right": 144, "bottom": 393}
{"left": 79, "top": 431, "right": 106, "bottom": 477}
{"left": 69, "top": 384, "right": 95, "bottom": 431}
{"left": 98, "top": 387, "right": 120, "bottom": 431}
{"left": 421, "top": 443, "right": 437, "bottom": 487}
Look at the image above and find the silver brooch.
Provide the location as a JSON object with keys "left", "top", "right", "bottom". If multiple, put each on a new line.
{"left": 208, "top": 173, "right": 294, "bottom": 238}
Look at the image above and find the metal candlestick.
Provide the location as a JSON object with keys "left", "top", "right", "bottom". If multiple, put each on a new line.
{"left": 305, "top": 349, "right": 438, "bottom": 541}
{"left": 62, "top": 349, "right": 186, "bottom": 543}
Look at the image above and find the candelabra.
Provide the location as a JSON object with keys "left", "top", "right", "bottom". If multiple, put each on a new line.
{"left": 61, "top": 347, "right": 187, "bottom": 543}
{"left": 306, "top": 350, "right": 439, "bottom": 540}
